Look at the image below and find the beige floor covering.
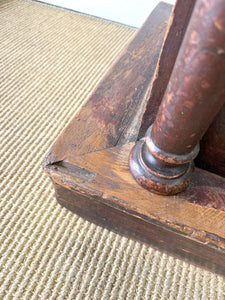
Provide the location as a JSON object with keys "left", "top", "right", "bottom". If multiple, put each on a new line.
{"left": 1, "top": 0, "right": 225, "bottom": 299}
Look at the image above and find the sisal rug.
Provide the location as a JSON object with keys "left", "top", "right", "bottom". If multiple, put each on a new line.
{"left": 1, "top": 0, "right": 225, "bottom": 298}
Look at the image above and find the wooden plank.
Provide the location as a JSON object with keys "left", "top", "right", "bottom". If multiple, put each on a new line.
{"left": 138, "top": 0, "right": 196, "bottom": 138}
{"left": 46, "top": 143, "right": 225, "bottom": 240}
{"left": 54, "top": 184, "right": 225, "bottom": 275}
{"left": 44, "top": 2, "right": 172, "bottom": 167}
{"left": 45, "top": 142, "right": 225, "bottom": 275}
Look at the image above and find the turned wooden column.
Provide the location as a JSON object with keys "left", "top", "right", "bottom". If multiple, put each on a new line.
{"left": 129, "top": 0, "right": 225, "bottom": 195}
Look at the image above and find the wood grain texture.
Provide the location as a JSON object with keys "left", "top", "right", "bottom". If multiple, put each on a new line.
{"left": 45, "top": 142, "right": 225, "bottom": 275}
{"left": 46, "top": 143, "right": 225, "bottom": 240}
{"left": 138, "top": 0, "right": 196, "bottom": 138}
{"left": 151, "top": 0, "right": 225, "bottom": 155}
{"left": 130, "top": 0, "right": 225, "bottom": 195}
{"left": 44, "top": 3, "right": 172, "bottom": 168}
{"left": 44, "top": 3, "right": 225, "bottom": 275}
{"left": 55, "top": 184, "right": 225, "bottom": 276}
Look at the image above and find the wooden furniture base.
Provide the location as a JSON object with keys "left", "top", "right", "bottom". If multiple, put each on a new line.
{"left": 47, "top": 143, "right": 225, "bottom": 276}
{"left": 44, "top": 3, "right": 225, "bottom": 275}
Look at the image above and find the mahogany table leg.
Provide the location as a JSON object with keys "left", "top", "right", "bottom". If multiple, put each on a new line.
{"left": 129, "top": 0, "right": 225, "bottom": 195}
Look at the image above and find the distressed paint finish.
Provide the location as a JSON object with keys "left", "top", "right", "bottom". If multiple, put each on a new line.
{"left": 44, "top": 3, "right": 172, "bottom": 167}
{"left": 129, "top": 126, "right": 199, "bottom": 195}
{"left": 196, "top": 104, "right": 225, "bottom": 177}
{"left": 151, "top": 0, "right": 225, "bottom": 154}
{"left": 130, "top": 0, "right": 225, "bottom": 195}
{"left": 138, "top": 0, "right": 196, "bottom": 138}
{"left": 44, "top": 2, "right": 225, "bottom": 274}
{"left": 45, "top": 142, "right": 225, "bottom": 276}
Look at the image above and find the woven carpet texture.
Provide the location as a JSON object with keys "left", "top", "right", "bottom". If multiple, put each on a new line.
{"left": 1, "top": 0, "right": 225, "bottom": 299}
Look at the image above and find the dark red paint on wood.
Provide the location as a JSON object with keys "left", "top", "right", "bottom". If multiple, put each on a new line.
{"left": 138, "top": 0, "right": 196, "bottom": 138}
{"left": 45, "top": 141, "right": 225, "bottom": 276}
{"left": 129, "top": 0, "right": 225, "bottom": 195}
{"left": 152, "top": 0, "right": 225, "bottom": 155}
{"left": 44, "top": 3, "right": 172, "bottom": 167}
{"left": 54, "top": 182, "right": 225, "bottom": 276}
{"left": 196, "top": 104, "right": 225, "bottom": 177}
{"left": 44, "top": 2, "right": 225, "bottom": 276}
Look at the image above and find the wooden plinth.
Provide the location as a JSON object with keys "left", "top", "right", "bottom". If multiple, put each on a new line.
{"left": 44, "top": 3, "right": 225, "bottom": 276}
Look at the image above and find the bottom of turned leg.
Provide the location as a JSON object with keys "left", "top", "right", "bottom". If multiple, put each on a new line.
{"left": 129, "top": 139, "right": 195, "bottom": 195}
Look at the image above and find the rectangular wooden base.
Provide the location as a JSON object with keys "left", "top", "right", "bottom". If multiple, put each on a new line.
{"left": 45, "top": 142, "right": 225, "bottom": 276}
{"left": 44, "top": 3, "right": 225, "bottom": 276}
